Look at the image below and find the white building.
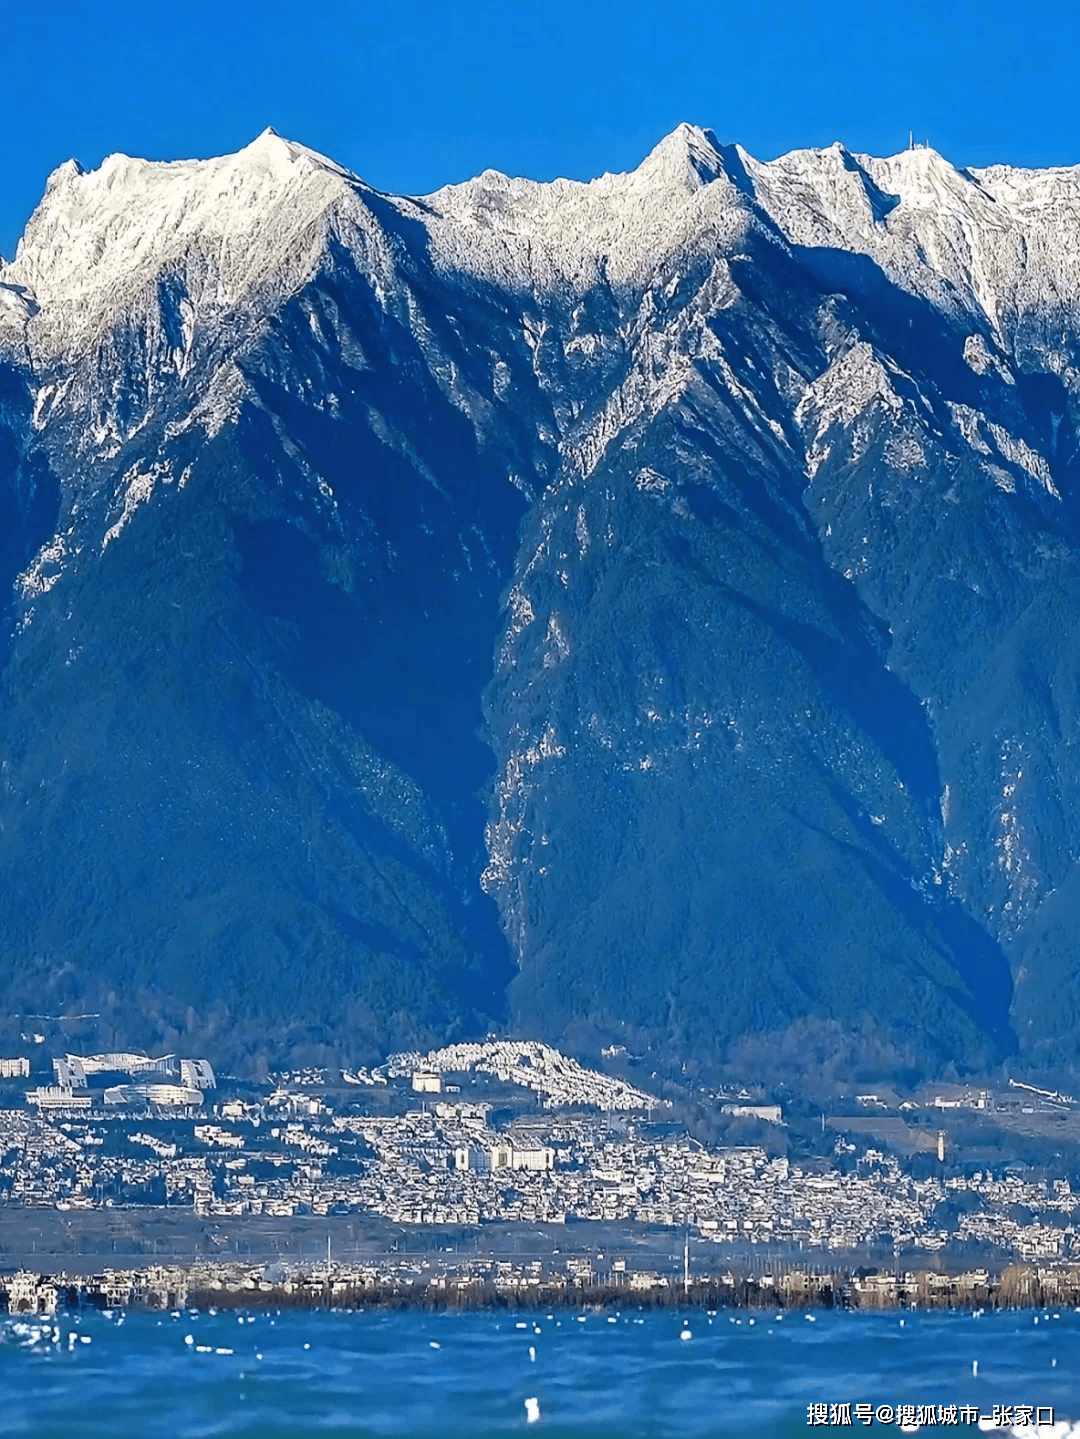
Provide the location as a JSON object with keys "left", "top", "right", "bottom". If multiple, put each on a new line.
{"left": 490, "top": 1140, "right": 514, "bottom": 1170}
{"left": 487, "top": 1140, "right": 555, "bottom": 1172}
{"left": 6, "top": 1272, "right": 58, "bottom": 1315}
{"left": 412, "top": 1072, "right": 442, "bottom": 1094}
{"left": 511, "top": 1146, "right": 555, "bottom": 1173}
{"left": 75, "top": 1052, "right": 176, "bottom": 1076}
{"left": 180, "top": 1059, "right": 217, "bottom": 1090}
{"left": 27, "top": 1086, "right": 91, "bottom": 1111}
{"left": 721, "top": 1104, "right": 783, "bottom": 1124}
{"left": 454, "top": 1145, "right": 491, "bottom": 1173}
{"left": 195, "top": 1125, "right": 244, "bottom": 1148}
{"left": 103, "top": 1082, "right": 202, "bottom": 1109}
{"left": 53, "top": 1057, "right": 87, "bottom": 1089}
{"left": 0, "top": 1058, "right": 29, "bottom": 1078}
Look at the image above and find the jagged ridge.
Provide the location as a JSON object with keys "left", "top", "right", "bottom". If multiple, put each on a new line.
{"left": 2, "top": 126, "right": 1080, "bottom": 1075}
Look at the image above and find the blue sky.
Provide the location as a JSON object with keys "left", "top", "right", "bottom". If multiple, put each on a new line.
{"left": 2, "top": 0, "right": 1078, "bottom": 258}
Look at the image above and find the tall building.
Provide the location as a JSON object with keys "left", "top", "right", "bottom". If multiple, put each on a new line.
{"left": 179, "top": 1059, "right": 216, "bottom": 1090}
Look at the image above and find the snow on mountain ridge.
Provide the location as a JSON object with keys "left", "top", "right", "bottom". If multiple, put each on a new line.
{"left": 5, "top": 122, "right": 1080, "bottom": 380}
{"left": 745, "top": 143, "right": 1080, "bottom": 348}
{"left": 0, "top": 128, "right": 366, "bottom": 363}
{"left": 6, "top": 125, "right": 1080, "bottom": 1070}
{"left": 417, "top": 123, "right": 752, "bottom": 292}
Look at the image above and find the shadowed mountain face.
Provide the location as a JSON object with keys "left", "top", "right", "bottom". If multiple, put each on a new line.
{"left": 2, "top": 126, "right": 1080, "bottom": 1074}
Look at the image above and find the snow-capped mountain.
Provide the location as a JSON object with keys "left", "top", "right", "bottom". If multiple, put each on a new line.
{"left": 3, "top": 123, "right": 1080, "bottom": 1074}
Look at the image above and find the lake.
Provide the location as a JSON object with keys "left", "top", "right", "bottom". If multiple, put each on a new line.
{"left": 3, "top": 1304, "right": 1078, "bottom": 1436}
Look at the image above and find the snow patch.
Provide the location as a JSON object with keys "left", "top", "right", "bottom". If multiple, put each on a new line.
{"left": 18, "top": 532, "right": 76, "bottom": 598}
{"left": 101, "top": 462, "right": 172, "bottom": 550}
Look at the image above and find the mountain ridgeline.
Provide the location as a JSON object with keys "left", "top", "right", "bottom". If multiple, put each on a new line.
{"left": 2, "top": 125, "right": 1080, "bottom": 1077}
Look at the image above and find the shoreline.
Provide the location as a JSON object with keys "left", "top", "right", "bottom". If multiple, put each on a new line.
{"left": 3, "top": 1262, "right": 1076, "bottom": 1316}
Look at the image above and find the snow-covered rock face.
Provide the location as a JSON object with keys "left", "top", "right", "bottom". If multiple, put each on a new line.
{"left": 742, "top": 144, "right": 1080, "bottom": 351}
{"left": 3, "top": 124, "right": 1080, "bottom": 1074}
{"left": 4, "top": 124, "right": 1080, "bottom": 348}
{"left": 0, "top": 130, "right": 359, "bottom": 361}
{"left": 419, "top": 125, "right": 752, "bottom": 293}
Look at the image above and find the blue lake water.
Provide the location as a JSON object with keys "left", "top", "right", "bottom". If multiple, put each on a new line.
{"left": 2, "top": 1306, "right": 1080, "bottom": 1437}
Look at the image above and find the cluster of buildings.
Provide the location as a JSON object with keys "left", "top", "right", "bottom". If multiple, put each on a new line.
{"left": 5, "top": 1043, "right": 1080, "bottom": 1263}
{"left": 19, "top": 1052, "right": 215, "bottom": 1113}
{"left": 949, "top": 1171, "right": 1080, "bottom": 1259}
{"left": 0, "top": 1109, "right": 85, "bottom": 1206}
{"left": 7, "top": 1256, "right": 1077, "bottom": 1317}
{"left": 323, "top": 1117, "right": 953, "bottom": 1242}
{"left": 383, "top": 1041, "right": 666, "bottom": 1112}
{"left": 0, "top": 1086, "right": 1066, "bottom": 1258}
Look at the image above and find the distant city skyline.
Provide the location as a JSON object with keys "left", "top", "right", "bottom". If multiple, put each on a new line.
{"left": 3, "top": 0, "right": 1079, "bottom": 258}
{"left": 4, "top": 1034, "right": 1079, "bottom": 1263}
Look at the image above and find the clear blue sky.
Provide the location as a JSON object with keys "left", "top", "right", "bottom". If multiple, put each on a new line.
{"left": 2, "top": 0, "right": 1078, "bottom": 259}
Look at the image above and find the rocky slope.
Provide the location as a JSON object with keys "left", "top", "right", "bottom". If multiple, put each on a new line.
{"left": 2, "top": 125, "right": 1080, "bottom": 1074}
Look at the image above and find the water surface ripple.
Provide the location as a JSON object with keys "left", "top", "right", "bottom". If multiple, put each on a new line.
{"left": 2, "top": 1306, "right": 1078, "bottom": 1436}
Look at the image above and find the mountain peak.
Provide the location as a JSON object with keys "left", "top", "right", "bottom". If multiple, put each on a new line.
{"left": 637, "top": 122, "right": 727, "bottom": 190}
{"left": 242, "top": 125, "right": 288, "bottom": 153}
{"left": 238, "top": 127, "right": 359, "bottom": 182}
{"left": 240, "top": 126, "right": 297, "bottom": 163}
{"left": 7, "top": 123, "right": 1080, "bottom": 1075}
{"left": 3, "top": 131, "right": 359, "bottom": 358}
{"left": 44, "top": 157, "right": 86, "bottom": 192}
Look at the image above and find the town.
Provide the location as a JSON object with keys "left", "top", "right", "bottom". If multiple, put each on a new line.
{"left": 4, "top": 1040, "right": 1080, "bottom": 1281}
